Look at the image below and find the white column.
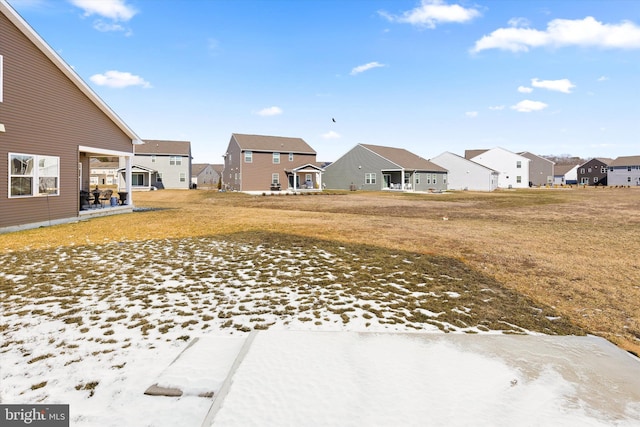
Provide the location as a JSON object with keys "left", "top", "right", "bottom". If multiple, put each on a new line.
{"left": 125, "top": 155, "right": 132, "bottom": 205}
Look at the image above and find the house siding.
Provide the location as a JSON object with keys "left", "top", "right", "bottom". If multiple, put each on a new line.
{"left": 431, "top": 152, "right": 498, "bottom": 191}
{"left": 223, "top": 134, "right": 317, "bottom": 191}
{"left": 1, "top": 8, "right": 133, "bottom": 230}
{"left": 577, "top": 159, "right": 610, "bottom": 186}
{"left": 324, "top": 145, "right": 397, "bottom": 190}
{"left": 520, "top": 152, "right": 554, "bottom": 186}
{"left": 608, "top": 156, "right": 640, "bottom": 186}
{"left": 467, "top": 148, "right": 530, "bottom": 189}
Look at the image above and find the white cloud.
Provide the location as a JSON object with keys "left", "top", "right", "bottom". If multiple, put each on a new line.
{"left": 597, "top": 75, "right": 609, "bottom": 81}
{"left": 256, "top": 106, "right": 283, "bottom": 116}
{"left": 465, "top": 111, "right": 478, "bottom": 118}
{"left": 350, "top": 62, "right": 386, "bottom": 76}
{"left": 70, "top": 0, "right": 137, "bottom": 21}
{"left": 531, "top": 78, "right": 575, "bottom": 93}
{"left": 322, "top": 131, "right": 341, "bottom": 139}
{"left": 379, "top": 0, "right": 480, "bottom": 29}
{"left": 489, "top": 105, "right": 505, "bottom": 110}
{"left": 518, "top": 86, "right": 533, "bottom": 93}
{"left": 508, "top": 17, "right": 530, "bottom": 28}
{"left": 471, "top": 16, "right": 640, "bottom": 53}
{"left": 89, "top": 70, "right": 151, "bottom": 88}
{"left": 511, "top": 100, "right": 548, "bottom": 113}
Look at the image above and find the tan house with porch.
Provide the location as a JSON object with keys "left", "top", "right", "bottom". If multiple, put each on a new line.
{"left": 0, "top": 0, "right": 140, "bottom": 233}
{"left": 222, "top": 134, "right": 323, "bottom": 192}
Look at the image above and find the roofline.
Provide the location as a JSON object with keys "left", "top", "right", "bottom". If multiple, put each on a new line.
{"left": 0, "top": 0, "right": 143, "bottom": 145}
{"left": 359, "top": 144, "right": 402, "bottom": 169}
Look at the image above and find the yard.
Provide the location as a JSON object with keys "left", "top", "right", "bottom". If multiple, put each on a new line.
{"left": 1, "top": 186, "right": 639, "bottom": 424}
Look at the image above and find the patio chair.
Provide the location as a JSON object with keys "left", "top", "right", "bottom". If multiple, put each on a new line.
{"left": 99, "top": 189, "right": 113, "bottom": 207}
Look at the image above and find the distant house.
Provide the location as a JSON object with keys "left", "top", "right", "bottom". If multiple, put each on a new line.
{"left": 89, "top": 160, "right": 119, "bottom": 187}
{"left": 519, "top": 152, "right": 554, "bottom": 186}
{"left": 323, "top": 144, "right": 447, "bottom": 192}
{"left": 465, "top": 148, "right": 530, "bottom": 189}
{"left": 553, "top": 164, "right": 580, "bottom": 186}
{"left": 222, "top": 133, "right": 322, "bottom": 192}
{"left": 577, "top": 158, "right": 612, "bottom": 186}
{"left": 133, "top": 140, "right": 192, "bottom": 190}
{"left": 0, "top": 0, "right": 140, "bottom": 233}
{"left": 607, "top": 156, "right": 640, "bottom": 186}
{"left": 191, "top": 163, "right": 222, "bottom": 189}
{"left": 431, "top": 152, "right": 498, "bottom": 191}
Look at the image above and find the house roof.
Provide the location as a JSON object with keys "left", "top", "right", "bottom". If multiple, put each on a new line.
{"left": 610, "top": 156, "right": 640, "bottom": 166}
{"left": 137, "top": 140, "right": 192, "bottom": 156}
{"left": 432, "top": 151, "right": 499, "bottom": 173}
{"left": 518, "top": 152, "right": 555, "bottom": 164}
{"left": 192, "top": 164, "right": 211, "bottom": 176}
{"left": 361, "top": 144, "right": 447, "bottom": 172}
{"left": 554, "top": 164, "right": 580, "bottom": 175}
{"left": 231, "top": 134, "right": 316, "bottom": 154}
{"left": 0, "top": 0, "right": 142, "bottom": 144}
{"left": 464, "top": 149, "right": 488, "bottom": 160}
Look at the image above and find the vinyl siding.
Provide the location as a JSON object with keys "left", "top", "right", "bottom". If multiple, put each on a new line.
{"left": 0, "top": 10, "right": 133, "bottom": 230}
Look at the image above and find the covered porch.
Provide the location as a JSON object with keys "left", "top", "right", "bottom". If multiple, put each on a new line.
{"left": 117, "top": 164, "right": 160, "bottom": 191}
{"left": 383, "top": 169, "right": 416, "bottom": 191}
{"left": 287, "top": 164, "right": 325, "bottom": 191}
{"left": 79, "top": 146, "right": 134, "bottom": 214}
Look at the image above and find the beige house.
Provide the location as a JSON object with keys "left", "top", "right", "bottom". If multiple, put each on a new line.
{"left": 0, "top": 0, "right": 140, "bottom": 233}
{"left": 133, "top": 140, "right": 192, "bottom": 190}
{"left": 222, "top": 134, "right": 322, "bottom": 192}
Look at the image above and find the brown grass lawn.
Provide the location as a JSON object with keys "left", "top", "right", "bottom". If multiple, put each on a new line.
{"left": 2, "top": 187, "right": 639, "bottom": 355}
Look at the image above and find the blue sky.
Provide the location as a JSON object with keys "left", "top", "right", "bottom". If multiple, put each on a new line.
{"left": 8, "top": 0, "right": 640, "bottom": 163}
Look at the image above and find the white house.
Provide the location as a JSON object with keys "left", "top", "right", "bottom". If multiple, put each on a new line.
{"left": 465, "top": 148, "right": 530, "bottom": 189}
{"left": 553, "top": 164, "right": 580, "bottom": 186}
{"left": 431, "top": 152, "right": 499, "bottom": 191}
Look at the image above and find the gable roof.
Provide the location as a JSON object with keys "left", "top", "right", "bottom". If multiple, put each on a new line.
{"left": 137, "top": 140, "right": 191, "bottom": 156}
{"left": 610, "top": 156, "right": 640, "bottom": 166}
{"left": 361, "top": 144, "right": 447, "bottom": 172}
{"left": 192, "top": 163, "right": 211, "bottom": 176}
{"left": 554, "top": 164, "right": 580, "bottom": 175}
{"left": 0, "top": 0, "right": 142, "bottom": 144}
{"left": 519, "top": 152, "right": 555, "bottom": 164}
{"left": 464, "top": 149, "right": 488, "bottom": 160}
{"left": 432, "top": 151, "right": 498, "bottom": 173}
{"left": 231, "top": 134, "right": 316, "bottom": 154}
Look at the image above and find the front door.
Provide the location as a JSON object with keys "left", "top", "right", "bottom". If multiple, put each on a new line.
{"left": 383, "top": 174, "right": 391, "bottom": 189}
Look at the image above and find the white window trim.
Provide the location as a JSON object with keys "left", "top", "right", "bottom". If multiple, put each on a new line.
{"left": 245, "top": 151, "right": 253, "bottom": 163}
{"left": 273, "top": 152, "right": 280, "bottom": 164}
{"left": 9, "top": 152, "right": 60, "bottom": 198}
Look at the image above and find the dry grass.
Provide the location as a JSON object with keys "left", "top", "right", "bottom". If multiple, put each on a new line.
{"left": 1, "top": 187, "right": 639, "bottom": 355}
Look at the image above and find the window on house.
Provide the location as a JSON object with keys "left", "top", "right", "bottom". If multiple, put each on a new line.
{"left": 272, "top": 173, "right": 280, "bottom": 184}
{"left": 170, "top": 156, "right": 182, "bottom": 165}
{"left": 516, "top": 161, "right": 522, "bottom": 168}
{"left": 601, "top": 167, "right": 606, "bottom": 174}
{"left": 580, "top": 168, "right": 585, "bottom": 174}
{"left": 365, "top": 173, "right": 376, "bottom": 184}
{"left": 628, "top": 177, "right": 632, "bottom": 183}
{"left": 628, "top": 166, "right": 632, "bottom": 172}
{"left": 9, "top": 154, "right": 59, "bottom": 197}
{"left": 594, "top": 177, "right": 598, "bottom": 183}
{"left": 132, "top": 173, "right": 144, "bottom": 186}
{"left": 415, "top": 174, "right": 420, "bottom": 184}
{"left": 273, "top": 152, "right": 280, "bottom": 164}
{"left": 289, "top": 153, "right": 294, "bottom": 161}
{"left": 516, "top": 176, "right": 522, "bottom": 183}
{"left": 179, "top": 172, "right": 186, "bottom": 182}
{"left": 432, "top": 174, "right": 437, "bottom": 184}
{"left": 245, "top": 151, "right": 253, "bottom": 163}
{"left": 588, "top": 167, "right": 592, "bottom": 173}
{"left": 151, "top": 155, "right": 156, "bottom": 163}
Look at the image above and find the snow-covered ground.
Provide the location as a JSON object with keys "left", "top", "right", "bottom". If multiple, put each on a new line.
{"left": 1, "top": 236, "right": 639, "bottom": 426}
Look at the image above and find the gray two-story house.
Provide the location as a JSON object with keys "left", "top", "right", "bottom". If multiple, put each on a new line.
{"left": 608, "top": 156, "right": 640, "bottom": 186}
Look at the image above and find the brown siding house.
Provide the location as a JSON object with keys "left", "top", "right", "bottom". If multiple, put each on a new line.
{"left": 222, "top": 134, "right": 322, "bottom": 192}
{"left": 0, "top": 1, "right": 141, "bottom": 233}
{"left": 577, "top": 158, "right": 612, "bottom": 186}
